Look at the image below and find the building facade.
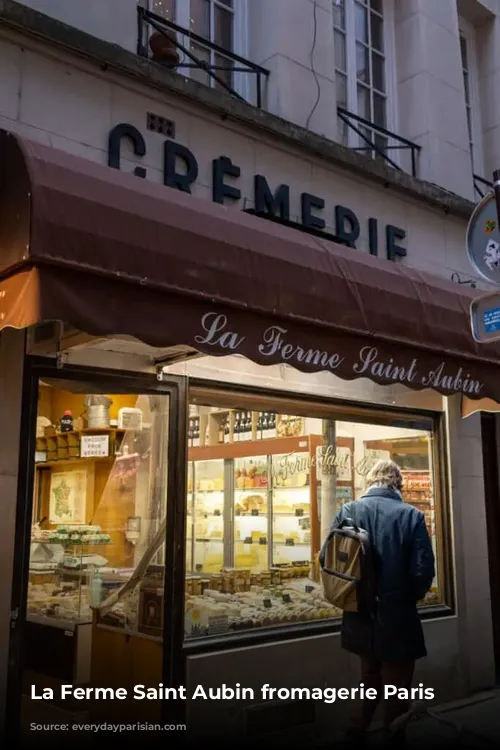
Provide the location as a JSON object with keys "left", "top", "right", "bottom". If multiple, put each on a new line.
{"left": 1, "top": 0, "right": 500, "bottom": 744}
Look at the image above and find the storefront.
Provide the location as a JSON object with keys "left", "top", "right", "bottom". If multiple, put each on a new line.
{"left": 1, "top": 127, "right": 499, "bottom": 743}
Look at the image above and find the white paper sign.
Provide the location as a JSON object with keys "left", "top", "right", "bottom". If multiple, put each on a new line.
{"left": 80, "top": 435, "right": 109, "bottom": 458}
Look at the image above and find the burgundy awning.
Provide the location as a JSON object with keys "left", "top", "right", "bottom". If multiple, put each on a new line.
{"left": 0, "top": 128, "right": 497, "bottom": 402}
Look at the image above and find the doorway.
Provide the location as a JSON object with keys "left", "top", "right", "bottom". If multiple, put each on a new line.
{"left": 481, "top": 413, "right": 500, "bottom": 681}
{"left": 6, "top": 359, "right": 187, "bottom": 741}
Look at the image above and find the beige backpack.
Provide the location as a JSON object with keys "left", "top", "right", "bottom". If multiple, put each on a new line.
{"left": 320, "top": 517, "right": 376, "bottom": 614}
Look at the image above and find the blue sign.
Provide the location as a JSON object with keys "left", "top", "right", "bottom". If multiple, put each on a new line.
{"left": 483, "top": 307, "right": 500, "bottom": 333}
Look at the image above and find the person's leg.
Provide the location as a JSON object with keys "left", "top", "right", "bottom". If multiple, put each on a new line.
{"left": 380, "top": 660, "right": 415, "bottom": 745}
{"left": 346, "top": 657, "right": 383, "bottom": 742}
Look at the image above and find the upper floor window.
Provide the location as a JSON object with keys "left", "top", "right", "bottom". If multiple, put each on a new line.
{"left": 334, "top": 0, "right": 394, "bottom": 157}
{"left": 459, "top": 17, "right": 483, "bottom": 177}
{"left": 151, "top": 0, "right": 246, "bottom": 91}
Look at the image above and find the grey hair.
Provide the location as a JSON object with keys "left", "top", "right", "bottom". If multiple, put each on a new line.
{"left": 366, "top": 459, "right": 403, "bottom": 491}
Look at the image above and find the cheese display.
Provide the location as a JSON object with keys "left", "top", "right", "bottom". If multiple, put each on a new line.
{"left": 31, "top": 525, "right": 111, "bottom": 546}
{"left": 185, "top": 579, "right": 340, "bottom": 638}
{"left": 28, "top": 581, "right": 92, "bottom": 622}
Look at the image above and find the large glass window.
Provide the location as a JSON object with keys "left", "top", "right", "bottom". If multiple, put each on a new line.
{"left": 184, "top": 394, "right": 445, "bottom": 641}
{"left": 152, "top": 0, "right": 238, "bottom": 90}
{"left": 23, "top": 378, "right": 172, "bottom": 728}
{"left": 334, "top": 0, "right": 390, "bottom": 157}
{"left": 459, "top": 17, "right": 484, "bottom": 177}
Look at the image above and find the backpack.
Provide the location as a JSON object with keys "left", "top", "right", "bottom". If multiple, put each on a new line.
{"left": 320, "top": 515, "right": 377, "bottom": 615}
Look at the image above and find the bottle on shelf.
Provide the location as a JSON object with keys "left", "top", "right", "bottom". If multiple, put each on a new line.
{"left": 224, "top": 417, "right": 230, "bottom": 443}
{"left": 234, "top": 411, "right": 242, "bottom": 442}
{"left": 245, "top": 411, "right": 253, "bottom": 441}
{"left": 240, "top": 411, "right": 250, "bottom": 442}
{"left": 263, "top": 412, "right": 275, "bottom": 440}
{"left": 193, "top": 418, "right": 200, "bottom": 447}
{"left": 257, "top": 413, "right": 263, "bottom": 440}
{"left": 187, "top": 418, "right": 194, "bottom": 448}
{"left": 218, "top": 418, "right": 225, "bottom": 444}
{"left": 60, "top": 410, "right": 73, "bottom": 433}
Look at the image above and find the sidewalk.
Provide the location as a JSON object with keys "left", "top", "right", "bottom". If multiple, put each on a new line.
{"left": 403, "top": 689, "right": 500, "bottom": 748}
{"left": 312, "top": 689, "right": 500, "bottom": 749}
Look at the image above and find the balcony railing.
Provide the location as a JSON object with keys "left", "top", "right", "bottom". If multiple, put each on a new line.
{"left": 473, "top": 173, "right": 493, "bottom": 200}
{"left": 137, "top": 7, "right": 269, "bottom": 108}
{"left": 337, "top": 107, "right": 421, "bottom": 178}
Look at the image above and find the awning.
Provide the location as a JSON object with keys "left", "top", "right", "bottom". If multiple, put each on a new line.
{"left": 0, "top": 127, "right": 499, "bottom": 402}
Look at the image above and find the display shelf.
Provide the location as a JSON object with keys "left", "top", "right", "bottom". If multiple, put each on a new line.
{"left": 26, "top": 613, "right": 90, "bottom": 630}
{"left": 35, "top": 427, "right": 133, "bottom": 465}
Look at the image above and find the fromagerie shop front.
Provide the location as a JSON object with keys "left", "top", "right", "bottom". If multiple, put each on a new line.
{"left": 1, "top": 129, "right": 499, "bottom": 743}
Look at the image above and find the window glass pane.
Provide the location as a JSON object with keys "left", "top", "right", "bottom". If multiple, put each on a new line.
{"left": 190, "top": 42, "right": 211, "bottom": 85}
{"left": 357, "top": 84, "right": 370, "bottom": 120}
{"left": 190, "top": 0, "right": 210, "bottom": 39}
{"left": 214, "top": 52, "right": 234, "bottom": 89}
{"left": 152, "top": 0, "right": 176, "bottom": 20}
{"left": 372, "top": 51, "right": 385, "bottom": 92}
{"left": 333, "top": 0, "right": 345, "bottom": 29}
{"left": 373, "top": 92, "right": 386, "bottom": 127}
{"left": 335, "top": 29, "right": 347, "bottom": 72}
{"left": 27, "top": 379, "right": 170, "bottom": 723}
{"left": 214, "top": 4, "right": 233, "bottom": 49}
{"left": 370, "top": 10, "right": 384, "bottom": 52}
{"left": 184, "top": 401, "right": 444, "bottom": 641}
{"left": 355, "top": 1, "right": 368, "bottom": 43}
{"left": 356, "top": 43, "right": 369, "bottom": 83}
{"left": 336, "top": 71, "right": 347, "bottom": 107}
{"left": 370, "top": 0, "right": 383, "bottom": 14}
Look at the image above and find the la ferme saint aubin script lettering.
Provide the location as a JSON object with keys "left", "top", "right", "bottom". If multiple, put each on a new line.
{"left": 107, "top": 123, "right": 407, "bottom": 262}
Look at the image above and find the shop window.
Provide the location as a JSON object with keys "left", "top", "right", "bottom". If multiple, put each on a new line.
{"left": 184, "top": 394, "right": 447, "bottom": 641}
{"left": 334, "top": 0, "right": 395, "bottom": 157}
{"left": 25, "top": 379, "right": 171, "bottom": 725}
{"left": 151, "top": 0, "right": 247, "bottom": 92}
{"left": 459, "top": 17, "right": 484, "bottom": 177}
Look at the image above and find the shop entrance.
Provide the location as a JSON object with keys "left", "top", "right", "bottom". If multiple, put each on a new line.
{"left": 7, "top": 361, "right": 187, "bottom": 741}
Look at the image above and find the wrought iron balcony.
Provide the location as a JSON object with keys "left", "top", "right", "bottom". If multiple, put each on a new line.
{"left": 473, "top": 173, "right": 493, "bottom": 200}
{"left": 337, "top": 107, "right": 421, "bottom": 178}
{"left": 137, "top": 6, "right": 269, "bottom": 109}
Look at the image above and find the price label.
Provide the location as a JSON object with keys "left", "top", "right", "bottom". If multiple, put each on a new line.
{"left": 305, "top": 585, "right": 314, "bottom": 593}
{"left": 243, "top": 537, "right": 253, "bottom": 544}
{"left": 295, "top": 509, "right": 304, "bottom": 517}
{"left": 259, "top": 537, "right": 267, "bottom": 545}
{"left": 251, "top": 509, "right": 260, "bottom": 517}
{"left": 285, "top": 538, "right": 295, "bottom": 546}
{"left": 282, "top": 594, "right": 292, "bottom": 603}
{"left": 80, "top": 435, "right": 110, "bottom": 458}
{"left": 263, "top": 598, "right": 272, "bottom": 609}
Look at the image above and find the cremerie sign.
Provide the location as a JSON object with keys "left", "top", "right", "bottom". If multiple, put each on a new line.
{"left": 107, "top": 123, "right": 407, "bottom": 262}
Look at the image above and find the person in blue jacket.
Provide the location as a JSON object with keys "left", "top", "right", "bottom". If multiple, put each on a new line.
{"left": 319, "top": 459, "right": 435, "bottom": 747}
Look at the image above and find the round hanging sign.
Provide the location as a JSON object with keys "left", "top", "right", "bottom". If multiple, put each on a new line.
{"left": 465, "top": 190, "right": 500, "bottom": 284}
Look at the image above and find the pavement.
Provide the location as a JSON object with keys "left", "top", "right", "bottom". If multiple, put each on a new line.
{"left": 356, "top": 689, "right": 500, "bottom": 748}
{"left": 310, "top": 689, "right": 500, "bottom": 749}
{"left": 402, "top": 689, "right": 500, "bottom": 748}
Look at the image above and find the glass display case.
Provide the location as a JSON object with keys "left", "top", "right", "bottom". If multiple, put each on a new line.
{"left": 28, "top": 526, "right": 111, "bottom": 626}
